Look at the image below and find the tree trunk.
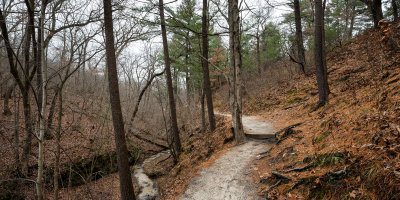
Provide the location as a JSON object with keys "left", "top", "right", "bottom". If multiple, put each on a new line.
{"left": 344, "top": 0, "right": 349, "bottom": 41}
{"left": 53, "top": 86, "right": 62, "bottom": 200}
{"left": 393, "top": 0, "right": 399, "bottom": 21}
{"left": 13, "top": 88, "right": 20, "bottom": 171}
{"left": 294, "top": 0, "right": 306, "bottom": 74}
{"left": 322, "top": 0, "right": 330, "bottom": 96}
{"left": 103, "top": 1, "right": 136, "bottom": 199}
{"left": 3, "top": 81, "right": 15, "bottom": 116}
{"left": 256, "top": 34, "right": 261, "bottom": 73}
{"left": 202, "top": 0, "right": 216, "bottom": 132}
{"left": 22, "top": 12, "right": 34, "bottom": 177}
{"left": 36, "top": 14, "right": 43, "bottom": 119}
{"left": 200, "top": 88, "right": 206, "bottom": 133}
{"left": 348, "top": 4, "right": 356, "bottom": 38}
{"left": 36, "top": 1, "right": 47, "bottom": 198}
{"left": 362, "top": 0, "right": 383, "bottom": 28}
{"left": 159, "top": 0, "right": 182, "bottom": 161}
{"left": 185, "top": 32, "right": 191, "bottom": 115}
{"left": 314, "top": 0, "right": 329, "bottom": 108}
{"left": 0, "top": 7, "right": 34, "bottom": 177}
{"left": 21, "top": 90, "right": 33, "bottom": 176}
{"left": 228, "top": 0, "right": 246, "bottom": 144}
{"left": 372, "top": 0, "right": 383, "bottom": 28}
{"left": 46, "top": 88, "right": 59, "bottom": 139}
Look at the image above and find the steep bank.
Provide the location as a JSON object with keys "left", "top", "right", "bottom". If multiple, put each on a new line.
{"left": 215, "top": 22, "right": 400, "bottom": 199}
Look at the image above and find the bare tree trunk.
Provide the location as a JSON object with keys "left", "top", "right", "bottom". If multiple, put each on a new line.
{"left": 0, "top": 7, "right": 34, "bottom": 177}
{"left": 256, "top": 33, "right": 261, "bottom": 73}
{"left": 343, "top": 0, "right": 350, "bottom": 41}
{"left": 200, "top": 88, "right": 206, "bottom": 133}
{"left": 228, "top": 0, "right": 246, "bottom": 144}
{"left": 349, "top": 4, "right": 356, "bottom": 38}
{"left": 393, "top": 0, "right": 399, "bottom": 21}
{"left": 185, "top": 33, "right": 191, "bottom": 115}
{"left": 202, "top": 0, "right": 216, "bottom": 132}
{"left": 13, "top": 88, "right": 20, "bottom": 171}
{"left": 46, "top": 88, "right": 59, "bottom": 139}
{"left": 314, "top": 0, "right": 329, "bottom": 108}
{"left": 103, "top": 1, "right": 136, "bottom": 199}
{"left": 361, "top": 0, "right": 383, "bottom": 28}
{"left": 53, "top": 86, "right": 62, "bottom": 200}
{"left": 3, "top": 81, "right": 16, "bottom": 116}
{"left": 322, "top": 0, "right": 330, "bottom": 95}
{"left": 36, "top": 1, "right": 47, "bottom": 198}
{"left": 294, "top": 0, "right": 306, "bottom": 74}
{"left": 159, "top": 0, "right": 182, "bottom": 161}
{"left": 21, "top": 90, "right": 33, "bottom": 176}
{"left": 22, "top": 12, "right": 34, "bottom": 177}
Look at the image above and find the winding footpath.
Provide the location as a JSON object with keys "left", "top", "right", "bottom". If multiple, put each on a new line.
{"left": 180, "top": 114, "right": 275, "bottom": 200}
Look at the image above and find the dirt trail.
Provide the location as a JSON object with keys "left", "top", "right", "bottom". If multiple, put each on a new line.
{"left": 180, "top": 115, "right": 274, "bottom": 200}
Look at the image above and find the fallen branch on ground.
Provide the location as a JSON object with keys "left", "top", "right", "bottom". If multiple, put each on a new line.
{"left": 130, "top": 132, "right": 169, "bottom": 150}
{"left": 284, "top": 163, "right": 314, "bottom": 173}
{"left": 271, "top": 171, "right": 292, "bottom": 181}
{"left": 264, "top": 180, "right": 281, "bottom": 199}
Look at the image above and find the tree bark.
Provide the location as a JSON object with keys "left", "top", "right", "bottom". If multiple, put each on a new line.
{"left": 314, "top": 0, "right": 329, "bottom": 108}
{"left": 393, "top": 0, "right": 399, "bottom": 21}
{"left": 361, "top": 0, "right": 383, "bottom": 28}
{"left": 53, "top": 86, "right": 62, "bottom": 200}
{"left": 185, "top": 32, "right": 191, "bottom": 115}
{"left": 294, "top": 0, "right": 306, "bottom": 74}
{"left": 322, "top": 0, "right": 330, "bottom": 96}
{"left": 228, "top": 0, "right": 246, "bottom": 144}
{"left": 103, "top": 1, "right": 136, "bottom": 199}
{"left": 13, "top": 88, "right": 20, "bottom": 171}
{"left": 202, "top": 0, "right": 216, "bottom": 132}
{"left": 46, "top": 88, "right": 59, "bottom": 139}
{"left": 159, "top": 0, "right": 182, "bottom": 162}
{"left": 256, "top": 33, "right": 261, "bottom": 73}
{"left": 200, "top": 88, "right": 206, "bottom": 133}
{"left": 3, "top": 81, "right": 15, "bottom": 116}
{"left": 36, "top": 1, "right": 47, "bottom": 198}
{"left": 0, "top": 6, "right": 35, "bottom": 177}
{"left": 348, "top": 4, "right": 356, "bottom": 38}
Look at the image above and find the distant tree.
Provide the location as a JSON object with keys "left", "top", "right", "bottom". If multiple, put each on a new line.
{"left": 159, "top": 0, "right": 182, "bottom": 161}
{"left": 314, "top": 0, "right": 329, "bottom": 108}
{"left": 260, "top": 23, "right": 283, "bottom": 62}
{"left": 103, "top": 0, "right": 136, "bottom": 199}
{"left": 247, "top": 4, "right": 269, "bottom": 73}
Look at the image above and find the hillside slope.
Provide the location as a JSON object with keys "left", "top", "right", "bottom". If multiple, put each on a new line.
{"left": 216, "top": 21, "right": 400, "bottom": 199}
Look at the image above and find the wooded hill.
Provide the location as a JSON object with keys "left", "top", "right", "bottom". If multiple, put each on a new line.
{"left": 213, "top": 21, "right": 400, "bottom": 199}
{"left": 1, "top": 0, "right": 400, "bottom": 199}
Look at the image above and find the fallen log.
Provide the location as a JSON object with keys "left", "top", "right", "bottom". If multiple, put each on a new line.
{"left": 130, "top": 132, "right": 169, "bottom": 150}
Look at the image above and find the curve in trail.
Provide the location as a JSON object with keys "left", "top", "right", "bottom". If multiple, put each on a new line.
{"left": 180, "top": 115, "right": 274, "bottom": 200}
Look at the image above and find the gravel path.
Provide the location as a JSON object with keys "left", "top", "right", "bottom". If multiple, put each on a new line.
{"left": 180, "top": 115, "right": 273, "bottom": 200}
